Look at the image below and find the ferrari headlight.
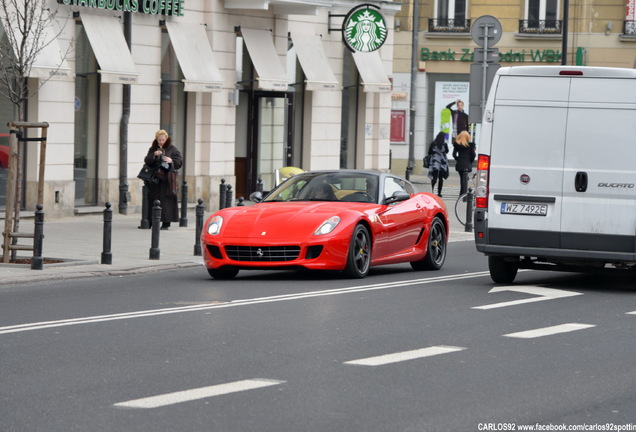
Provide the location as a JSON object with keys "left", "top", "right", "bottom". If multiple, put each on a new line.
{"left": 314, "top": 216, "right": 340, "bottom": 235}
{"left": 207, "top": 215, "right": 223, "bottom": 235}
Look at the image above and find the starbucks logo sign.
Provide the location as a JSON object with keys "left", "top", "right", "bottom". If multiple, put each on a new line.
{"left": 343, "top": 4, "right": 388, "bottom": 53}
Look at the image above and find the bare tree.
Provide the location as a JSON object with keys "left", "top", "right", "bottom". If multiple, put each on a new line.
{"left": 0, "top": 0, "right": 72, "bottom": 258}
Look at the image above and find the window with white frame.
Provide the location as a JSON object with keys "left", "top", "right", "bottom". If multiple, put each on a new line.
{"left": 433, "top": 0, "right": 468, "bottom": 31}
{"left": 524, "top": 0, "right": 560, "bottom": 32}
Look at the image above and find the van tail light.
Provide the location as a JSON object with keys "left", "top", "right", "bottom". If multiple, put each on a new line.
{"left": 475, "top": 154, "right": 490, "bottom": 208}
{"left": 559, "top": 70, "right": 583, "bottom": 76}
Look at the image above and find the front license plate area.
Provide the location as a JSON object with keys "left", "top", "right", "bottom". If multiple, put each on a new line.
{"left": 500, "top": 202, "right": 548, "bottom": 216}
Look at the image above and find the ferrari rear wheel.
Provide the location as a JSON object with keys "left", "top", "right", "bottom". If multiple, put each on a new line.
{"left": 344, "top": 224, "right": 371, "bottom": 278}
{"left": 411, "top": 217, "right": 447, "bottom": 271}
{"left": 207, "top": 266, "right": 239, "bottom": 280}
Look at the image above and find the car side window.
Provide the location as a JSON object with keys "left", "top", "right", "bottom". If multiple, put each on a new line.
{"left": 383, "top": 177, "right": 414, "bottom": 202}
{"left": 384, "top": 177, "right": 403, "bottom": 200}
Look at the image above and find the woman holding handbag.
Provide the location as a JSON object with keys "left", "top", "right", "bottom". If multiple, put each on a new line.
{"left": 426, "top": 131, "right": 450, "bottom": 198}
{"left": 144, "top": 129, "right": 182, "bottom": 230}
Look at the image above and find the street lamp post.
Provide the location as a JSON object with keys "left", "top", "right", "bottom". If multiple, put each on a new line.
{"left": 406, "top": 0, "right": 420, "bottom": 180}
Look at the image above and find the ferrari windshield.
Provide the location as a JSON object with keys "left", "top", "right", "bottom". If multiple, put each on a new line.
{"left": 263, "top": 172, "right": 379, "bottom": 203}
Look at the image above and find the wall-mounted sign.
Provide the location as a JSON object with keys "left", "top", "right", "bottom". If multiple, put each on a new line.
{"left": 343, "top": 4, "right": 387, "bottom": 52}
{"left": 390, "top": 110, "right": 406, "bottom": 143}
{"left": 421, "top": 47, "right": 562, "bottom": 63}
{"left": 57, "top": 0, "right": 184, "bottom": 16}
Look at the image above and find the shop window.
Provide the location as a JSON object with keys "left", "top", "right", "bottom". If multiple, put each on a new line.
{"left": 520, "top": 0, "right": 561, "bottom": 34}
{"left": 340, "top": 49, "right": 360, "bottom": 170}
{"left": 73, "top": 23, "right": 99, "bottom": 206}
{"left": 429, "top": 0, "right": 470, "bottom": 33}
{"left": 0, "top": 47, "right": 17, "bottom": 208}
{"left": 287, "top": 43, "right": 303, "bottom": 169}
{"left": 160, "top": 31, "right": 186, "bottom": 166}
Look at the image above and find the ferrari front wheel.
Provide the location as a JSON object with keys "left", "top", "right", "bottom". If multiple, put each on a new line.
{"left": 411, "top": 217, "right": 447, "bottom": 271}
{"left": 207, "top": 266, "right": 239, "bottom": 280}
{"left": 344, "top": 224, "right": 371, "bottom": 278}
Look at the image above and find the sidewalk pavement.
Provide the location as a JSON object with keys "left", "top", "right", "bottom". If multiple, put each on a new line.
{"left": 0, "top": 170, "right": 474, "bottom": 286}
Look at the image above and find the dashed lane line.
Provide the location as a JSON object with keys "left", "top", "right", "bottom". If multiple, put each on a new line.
{"left": 344, "top": 345, "right": 466, "bottom": 366}
{"left": 503, "top": 323, "right": 596, "bottom": 339}
{"left": 114, "top": 379, "right": 286, "bottom": 409}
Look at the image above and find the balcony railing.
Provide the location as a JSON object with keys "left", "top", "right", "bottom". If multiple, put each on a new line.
{"left": 518, "top": 20, "right": 562, "bottom": 35}
{"left": 624, "top": 20, "right": 636, "bottom": 35}
{"left": 428, "top": 18, "right": 471, "bottom": 33}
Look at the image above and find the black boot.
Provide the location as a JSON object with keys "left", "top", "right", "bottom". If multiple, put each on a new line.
{"left": 160, "top": 222, "right": 170, "bottom": 230}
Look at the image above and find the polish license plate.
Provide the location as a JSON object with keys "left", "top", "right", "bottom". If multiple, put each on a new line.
{"left": 500, "top": 202, "right": 548, "bottom": 216}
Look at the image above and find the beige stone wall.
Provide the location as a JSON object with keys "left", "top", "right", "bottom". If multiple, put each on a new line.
{"left": 390, "top": 0, "right": 636, "bottom": 178}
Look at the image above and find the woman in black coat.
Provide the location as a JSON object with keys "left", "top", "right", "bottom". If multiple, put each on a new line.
{"left": 144, "top": 130, "right": 183, "bottom": 229}
{"left": 427, "top": 131, "right": 450, "bottom": 197}
{"left": 452, "top": 130, "right": 476, "bottom": 195}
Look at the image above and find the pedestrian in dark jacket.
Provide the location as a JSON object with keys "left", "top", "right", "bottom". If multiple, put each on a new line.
{"left": 452, "top": 130, "right": 476, "bottom": 195}
{"left": 446, "top": 99, "right": 469, "bottom": 140}
{"left": 427, "top": 131, "right": 450, "bottom": 197}
{"left": 144, "top": 129, "right": 183, "bottom": 229}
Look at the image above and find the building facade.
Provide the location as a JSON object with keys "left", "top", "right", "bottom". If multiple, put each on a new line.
{"left": 390, "top": 0, "right": 636, "bottom": 178}
{"left": 0, "top": 0, "right": 400, "bottom": 218}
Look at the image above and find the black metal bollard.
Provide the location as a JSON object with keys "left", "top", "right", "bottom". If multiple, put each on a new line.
{"left": 194, "top": 198, "right": 204, "bottom": 256}
{"left": 237, "top": 197, "right": 244, "bottom": 206}
{"left": 180, "top": 180, "right": 188, "bottom": 227}
{"left": 465, "top": 189, "right": 474, "bottom": 233}
{"left": 225, "top": 185, "right": 233, "bottom": 209}
{"left": 138, "top": 184, "right": 150, "bottom": 229}
{"left": 219, "top": 179, "right": 227, "bottom": 210}
{"left": 31, "top": 204, "right": 44, "bottom": 270}
{"left": 101, "top": 202, "right": 113, "bottom": 265}
{"left": 149, "top": 200, "right": 161, "bottom": 260}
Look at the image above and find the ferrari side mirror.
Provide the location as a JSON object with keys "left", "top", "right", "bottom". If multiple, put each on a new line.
{"left": 249, "top": 191, "right": 263, "bottom": 203}
{"left": 384, "top": 191, "right": 410, "bottom": 205}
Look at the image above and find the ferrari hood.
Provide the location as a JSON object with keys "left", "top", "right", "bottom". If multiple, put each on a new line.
{"left": 220, "top": 202, "right": 357, "bottom": 238}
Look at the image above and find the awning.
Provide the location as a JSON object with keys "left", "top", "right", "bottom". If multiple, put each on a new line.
{"left": 240, "top": 28, "right": 288, "bottom": 91}
{"left": 80, "top": 13, "right": 138, "bottom": 84}
{"left": 224, "top": 0, "right": 327, "bottom": 15}
{"left": 165, "top": 21, "right": 224, "bottom": 92}
{"left": 290, "top": 32, "right": 339, "bottom": 91}
{"left": 352, "top": 51, "right": 392, "bottom": 93}
{"left": 0, "top": 9, "right": 71, "bottom": 80}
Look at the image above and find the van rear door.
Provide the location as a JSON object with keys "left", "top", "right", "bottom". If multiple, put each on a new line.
{"left": 560, "top": 77, "right": 636, "bottom": 253}
{"left": 486, "top": 75, "right": 569, "bottom": 248}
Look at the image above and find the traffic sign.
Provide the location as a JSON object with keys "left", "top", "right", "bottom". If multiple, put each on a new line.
{"left": 471, "top": 15, "right": 502, "bottom": 47}
{"left": 469, "top": 15, "right": 502, "bottom": 123}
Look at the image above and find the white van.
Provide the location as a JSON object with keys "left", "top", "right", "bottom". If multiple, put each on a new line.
{"left": 474, "top": 65, "right": 636, "bottom": 283}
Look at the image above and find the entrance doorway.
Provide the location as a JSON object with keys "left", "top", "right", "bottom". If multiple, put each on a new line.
{"left": 235, "top": 92, "right": 293, "bottom": 197}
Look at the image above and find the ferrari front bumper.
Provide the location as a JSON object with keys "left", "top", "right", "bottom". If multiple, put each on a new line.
{"left": 202, "top": 234, "right": 352, "bottom": 271}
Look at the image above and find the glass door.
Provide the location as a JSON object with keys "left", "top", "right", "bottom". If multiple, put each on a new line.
{"left": 74, "top": 25, "right": 99, "bottom": 206}
{"left": 251, "top": 93, "right": 291, "bottom": 191}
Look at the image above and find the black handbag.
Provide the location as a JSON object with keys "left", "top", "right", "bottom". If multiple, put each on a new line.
{"left": 137, "top": 164, "right": 159, "bottom": 184}
{"left": 423, "top": 155, "right": 431, "bottom": 168}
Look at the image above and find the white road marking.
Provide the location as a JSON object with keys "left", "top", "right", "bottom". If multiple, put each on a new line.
{"left": 114, "top": 379, "right": 285, "bottom": 409}
{"left": 344, "top": 345, "right": 465, "bottom": 366}
{"left": 473, "top": 285, "right": 583, "bottom": 310}
{"left": 503, "top": 323, "right": 596, "bottom": 339}
{"left": 0, "top": 272, "right": 490, "bottom": 335}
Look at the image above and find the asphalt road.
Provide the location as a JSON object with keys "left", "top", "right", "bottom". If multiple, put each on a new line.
{"left": 2, "top": 240, "right": 636, "bottom": 432}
